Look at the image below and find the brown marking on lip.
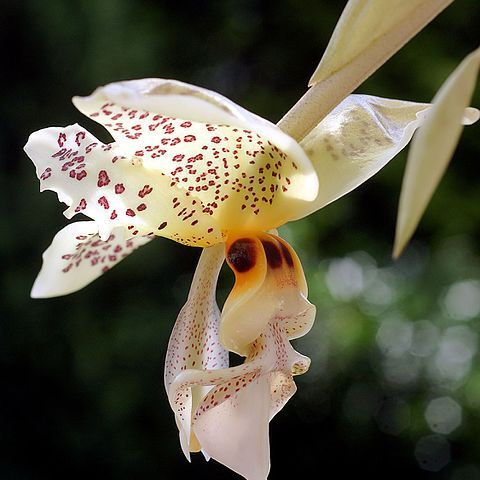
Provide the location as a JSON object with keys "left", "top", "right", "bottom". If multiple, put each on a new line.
{"left": 279, "top": 240, "right": 294, "bottom": 267}
{"left": 227, "top": 238, "right": 257, "bottom": 273}
{"left": 261, "top": 240, "right": 282, "bottom": 269}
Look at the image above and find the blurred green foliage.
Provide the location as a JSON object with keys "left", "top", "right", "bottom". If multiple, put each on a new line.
{"left": 1, "top": 0, "right": 480, "bottom": 478}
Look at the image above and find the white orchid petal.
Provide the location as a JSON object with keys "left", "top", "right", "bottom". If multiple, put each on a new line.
{"left": 73, "top": 78, "right": 276, "bottom": 133}
{"left": 73, "top": 79, "right": 314, "bottom": 174}
{"left": 171, "top": 320, "right": 309, "bottom": 480}
{"left": 394, "top": 47, "right": 480, "bottom": 258}
{"left": 72, "top": 80, "right": 319, "bottom": 232}
{"left": 165, "top": 244, "right": 228, "bottom": 457}
{"left": 31, "top": 221, "right": 152, "bottom": 298}
{"left": 194, "top": 374, "right": 271, "bottom": 480}
{"left": 24, "top": 124, "right": 223, "bottom": 246}
{"left": 292, "top": 94, "right": 476, "bottom": 220}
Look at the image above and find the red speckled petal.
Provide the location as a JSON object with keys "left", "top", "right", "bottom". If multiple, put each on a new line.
{"left": 164, "top": 244, "right": 228, "bottom": 458}
{"left": 31, "top": 221, "right": 153, "bottom": 298}
{"left": 72, "top": 79, "right": 319, "bottom": 231}
{"left": 25, "top": 124, "right": 223, "bottom": 247}
{"left": 72, "top": 78, "right": 276, "bottom": 135}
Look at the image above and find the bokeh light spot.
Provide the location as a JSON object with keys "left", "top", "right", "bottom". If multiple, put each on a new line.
{"left": 425, "top": 396, "right": 462, "bottom": 434}
{"left": 414, "top": 434, "right": 450, "bottom": 472}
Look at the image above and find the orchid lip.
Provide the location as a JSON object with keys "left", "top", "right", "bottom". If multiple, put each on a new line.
{"left": 165, "top": 233, "right": 314, "bottom": 479}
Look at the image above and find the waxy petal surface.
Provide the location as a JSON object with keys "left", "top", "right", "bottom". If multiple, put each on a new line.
{"left": 294, "top": 94, "right": 476, "bottom": 220}
{"left": 73, "top": 80, "right": 319, "bottom": 233}
{"left": 31, "top": 221, "right": 153, "bottom": 298}
{"left": 394, "top": 47, "right": 480, "bottom": 258}
{"left": 165, "top": 244, "right": 228, "bottom": 458}
{"left": 222, "top": 233, "right": 315, "bottom": 355}
{"left": 73, "top": 78, "right": 279, "bottom": 133}
{"left": 25, "top": 124, "right": 223, "bottom": 246}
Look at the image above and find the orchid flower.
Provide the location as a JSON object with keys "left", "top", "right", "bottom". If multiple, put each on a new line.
{"left": 24, "top": 1, "right": 479, "bottom": 479}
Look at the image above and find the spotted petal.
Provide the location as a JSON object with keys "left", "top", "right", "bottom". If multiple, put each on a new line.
{"left": 192, "top": 320, "right": 309, "bottom": 480}
{"left": 31, "top": 221, "right": 153, "bottom": 298}
{"left": 72, "top": 78, "right": 283, "bottom": 139}
{"left": 292, "top": 94, "right": 478, "bottom": 220}
{"left": 25, "top": 124, "right": 223, "bottom": 246}
{"left": 164, "top": 244, "right": 228, "bottom": 459}
{"left": 72, "top": 79, "right": 319, "bottom": 233}
{"left": 394, "top": 48, "right": 480, "bottom": 258}
{"left": 170, "top": 318, "right": 309, "bottom": 480}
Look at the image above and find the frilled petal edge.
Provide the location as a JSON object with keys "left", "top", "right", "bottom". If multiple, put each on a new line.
{"left": 24, "top": 124, "right": 224, "bottom": 247}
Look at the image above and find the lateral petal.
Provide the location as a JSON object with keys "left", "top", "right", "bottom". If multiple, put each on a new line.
{"left": 24, "top": 124, "right": 223, "bottom": 246}
{"left": 72, "top": 80, "right": 319, "bottom": 231}
{"left": 31, "top": 221, "right": 153, "bottom": 298}
{"left": 394, "top": 47, "right": 480, "bottom": 258}
{"left": 292, "top": 94, "right": 477, "bottom": 220}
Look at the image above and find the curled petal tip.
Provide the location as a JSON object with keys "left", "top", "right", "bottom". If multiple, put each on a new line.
{"left": 463, "top": 107, "right": 480, "bottom": 125}
{"left": 30, "top": 283, "right": 46, "bottom": 299}
{"left": 392, "top": 242, "right": 404, "bottom": 261}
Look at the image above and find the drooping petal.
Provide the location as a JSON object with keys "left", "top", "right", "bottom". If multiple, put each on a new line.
{"left": 24, "top": 124, "right": 223, "bottom": 246}
{"left": 221, "top": 232, "right": 315, "bottom": 356}
{"left": 164, "top": 244, "right": 228, "bottom": 458}
{"left": 167, "top": 233, "right": 313, "bottom": 478}
{"left": 290, "top": 94, "right": 478, "bottom": 220}
{"left": 277, "top": 0, "right": 453, "bottom": 141}
{"left": 193, "top": 321, "right": 309, "bottom": 480}
{"left": 170, "top": 320, "right": 310, "bottom": 480}
{"left": 31, "top": 221, "right": 153, "bottom": 298}
{"left": 72, "top": 80, "right": 319, "bottom": 232}
{"left": 394, "top": 47, "right": 480, "bottom": 258}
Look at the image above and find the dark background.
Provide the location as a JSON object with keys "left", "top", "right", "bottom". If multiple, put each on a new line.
{"left": 1, "top": 1, "right": 480, "bottom": 478}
